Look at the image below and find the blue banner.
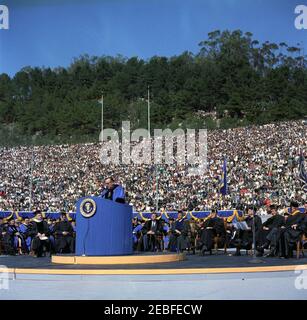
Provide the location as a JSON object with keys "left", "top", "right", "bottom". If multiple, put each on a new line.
{"left": 219, "top": 158, "right": 228, "bottom": 196}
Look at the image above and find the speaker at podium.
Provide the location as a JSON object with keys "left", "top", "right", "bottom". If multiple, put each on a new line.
{"left": 75, "top": 197, "right": 133, "bottom": 256}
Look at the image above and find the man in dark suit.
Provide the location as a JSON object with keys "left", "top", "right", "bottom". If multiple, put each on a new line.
{"left": 142, "top": 213, "right": 162, "bottom": 252}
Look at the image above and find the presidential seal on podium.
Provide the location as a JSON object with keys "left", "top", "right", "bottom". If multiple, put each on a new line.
{"left": 80, "top": 198, "right": 97, "bottom": 218}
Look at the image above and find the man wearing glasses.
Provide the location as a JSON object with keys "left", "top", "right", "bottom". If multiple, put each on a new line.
{"left": 100, "top": 177, "right": 125, "bottom": 204}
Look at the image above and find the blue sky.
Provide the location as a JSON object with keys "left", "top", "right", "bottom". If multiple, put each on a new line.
{"left": 0, "top": 0, "right": 306, "bottom": 76}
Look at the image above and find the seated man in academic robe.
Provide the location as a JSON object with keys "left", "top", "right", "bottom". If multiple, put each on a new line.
{"left": 7, "top": 219, "right": 24, "bottom": 255}
{"left": 0, "top": 218, "right": 18, "bottom": 255}
{"left": 132, "top": 217, "right": 139, "bottom": 250}
{"left": 257, "top": 204, "right": 285, "bottom": 257}
{"left": 168, "top": 211, "right": 190, "bottom": 253}
{"left": 47, "top": 218, "right": 58, "bottom": 253}
{"left": 133, "top": 219, "right": 145, "bottom": 251}
{"left": 159, "top": 219, "right": 170, "bottom": 251}
{"left": 100, "top": 177, "right": 125, "bottom": 203}
{"left": 18, "top": 218, "right": 32, "bottom": 254}
{"left": 278, "top": 201, "right": 306, "bottom": 259}
{"left": 0, "top": 218, "right": 4, "bottom": 253}
{"left": 166, "top": 218, "right": 176, "bottom": 252}
{"left": 187, "top": 219, "right": 200, "bottom": 254}
{"left": 176, "top": 212, "right": 191, "bottom": 253}
{"left": 29, "top": 210, "right": 50, "bottom": 257}
{"left": 0, "top": 217, "right": 5, "bottom": 243}
{"left": 54, "top": 212, "right": 75, "bottom": 254}
{"left": 142, "top": 213, "right": 163, "bottom": 252}
{"left": 199, "top": 209, "right": 226, "bottom": 255}
{"left": 233, "top": 205, "right": 262, "bottom": 256}
{"left": 0, "top": 218, "right": 10, "bottom": 254}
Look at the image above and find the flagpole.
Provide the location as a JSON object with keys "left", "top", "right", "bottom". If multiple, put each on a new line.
{"left": 219, "top": 157, "right": 226, "bottom": 210}
{"left": 218, "top": 159, "right": 222, "bottom": 211}
{"left": 98, "top": 93, "right": 104, "bottom": 140}
{"left": 155, "top": 165, "right": 159, "bottom": 213}
{"left": 217, "top": 186, "right": 221, "bottom": 210}
{"left": 101, "top": 93, "right": 104, "bottom": 139}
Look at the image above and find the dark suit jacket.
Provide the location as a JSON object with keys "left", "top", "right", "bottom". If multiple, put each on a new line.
{"left": 143, "top": 220, "right": 162, "bottom": 235}
{"left": 54, "top": 221, "right": 74, "bottom": 237}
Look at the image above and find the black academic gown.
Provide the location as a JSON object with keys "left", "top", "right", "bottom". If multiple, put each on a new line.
{"left": 0, "top": 223, "right": 15, "bottom": 254}
{"left": 302, "top": 214, "right": 307, "bottom": 235}
{"left": 279, "top": 211, "right": 305, "bottom": 257}
{"left": 54, "top": 221, "right": 75, "bottom": 253}
{"left": 200, "top": 217, "right": 226, "bottom": 251}
{"left": 259, "top": 214, "right": 285, "bottom": 247}
{"left": 29, "top": 220, "right": 50, "bottom": 256}
{"left": 142, "top": 219, "right": 162, "bottom": 251}
{"left": 176, "top": 220, "right": 191, "bottom": 252}
{"left": 168, "top": 219, "right": 190, "bottom": 252}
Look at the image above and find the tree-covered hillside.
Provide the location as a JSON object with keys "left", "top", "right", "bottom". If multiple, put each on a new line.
{"left": 0, "top": 30, "right": 306, "bottom": 146}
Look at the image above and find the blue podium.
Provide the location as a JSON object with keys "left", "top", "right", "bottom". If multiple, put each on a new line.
{"left": 75, "top": 197, "right": 133, "bottom": 256}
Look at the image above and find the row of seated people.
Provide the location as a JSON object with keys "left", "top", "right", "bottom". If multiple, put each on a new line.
{"left": 133, "top": 200, "right": 307, "bottom": 259}
{"left": 1, "top": 200, "right": 306, "bottom": 259}
{"left": 0, "top": 211, "right": 75, "bottom": 257}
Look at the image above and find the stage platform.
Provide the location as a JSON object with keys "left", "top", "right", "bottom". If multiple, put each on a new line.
{"left": 51, "top": 252, "right": 185, "bottom": 265}
{"left": 1, "top": 252, "right": 307, "bottom": 275}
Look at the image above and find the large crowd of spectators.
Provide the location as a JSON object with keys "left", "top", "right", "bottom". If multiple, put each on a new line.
{"left": 0, "top": 120, "right": 306, "bottom": 213}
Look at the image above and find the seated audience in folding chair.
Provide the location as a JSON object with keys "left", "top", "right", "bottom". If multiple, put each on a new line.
{"left": 142, "top": 213, "right": 163, "bottom": 252}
